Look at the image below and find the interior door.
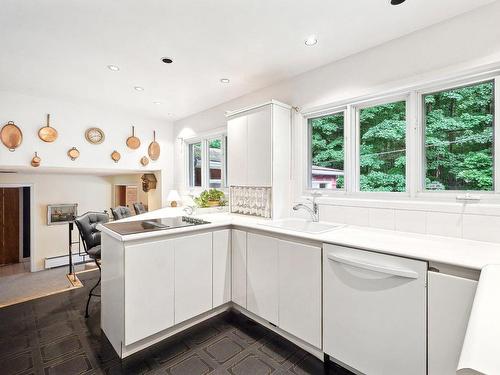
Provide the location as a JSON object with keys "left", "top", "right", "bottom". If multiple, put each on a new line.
{"left": 0, "top": 188, "right": 20, "bottom": 266}
{"left": 125, "top": 186, "right": 138, "bottom": 210}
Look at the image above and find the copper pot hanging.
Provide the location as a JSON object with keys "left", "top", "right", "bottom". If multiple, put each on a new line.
{"left": 38, "top": 114, "right": 58, "bottom": 143}
{"left": 126, "top": 126, "right": 141, "bottom": 149}
{"left": 148, "top": 130, "right": 160, "bottom": 161}
{"left": 31, "top": 152, "right": 41, "bottom": 167}
{"left": 0, "top": 121, "right": 23, "bottom": 151}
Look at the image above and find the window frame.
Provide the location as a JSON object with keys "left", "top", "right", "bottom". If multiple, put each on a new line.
{"left": 302, "top": 69, "right": 500, "bottom": 202}
{"left": 185, "top": 132, "right": 228, "bottom": 191}
{"left": 306, "top": 108, "right": 348, "bottom": 192}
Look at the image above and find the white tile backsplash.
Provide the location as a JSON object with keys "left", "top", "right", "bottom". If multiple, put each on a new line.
{"left": 343, "top": 206, "right": 370, "bottom": 226}
{"left": 394, "top": 210, "right": 427, "bottom": 234}
{"left": 368, "top": 208, "right": 395, "bottom": 230}
{"left": 462, "top": 214, "right": 500, "bottom": 243}
{"left": 314, "top": 202, "right": 500, "bottom": 244}
{"left": 425, "top": 212, "right": 462, "bottom": 238}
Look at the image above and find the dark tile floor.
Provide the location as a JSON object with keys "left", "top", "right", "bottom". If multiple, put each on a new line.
{"left": 0, "top": 271, "right": 354, "bottom": 375}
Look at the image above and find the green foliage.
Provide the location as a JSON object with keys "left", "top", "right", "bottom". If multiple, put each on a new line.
{"left": 359, "top": 101, "right": 406, "bottom": 192}
{"left": 194, "top": 189, "right": 226, "bottom": 207}
{"left": 425, "top": 81, "right": 494, "bottom": 191}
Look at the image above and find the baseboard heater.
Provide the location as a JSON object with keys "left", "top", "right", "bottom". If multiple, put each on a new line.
{"left": 44, "top": 252, "right": 92, "bottom": 269}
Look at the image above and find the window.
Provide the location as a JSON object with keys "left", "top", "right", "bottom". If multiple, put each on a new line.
{"left": 359, "top": 100, "right": 407, "bottom": 192}
{"left": 208, "top": 137, "right": 224, "bottom": 188}
{"left": 188, "top": 142, "right": 202, "bottom": 187}
{"left": 423, "top": 80, "right": 494, "bottom": 191}
{"left": 187, "top": 134, "right": 227, "bottom": 189}
{"left": 309, "top": 112, "right": 345, "bottom": 190}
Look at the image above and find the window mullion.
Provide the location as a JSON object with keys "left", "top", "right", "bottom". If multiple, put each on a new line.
{"left": 407, "top": 92, "right": 418, "bottom": 198}
{"left": 495, "top": 76, "right": 500, "bottom": 193}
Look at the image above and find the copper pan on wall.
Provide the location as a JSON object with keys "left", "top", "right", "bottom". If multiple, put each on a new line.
{"left": 1, "top": 121, "right": 23, "bottom": 151}
{"left": 148, "top": 130, "right": 160, "bottom": 161}
{"left": 38, "top": 114, "right": 58, "bottom": 143}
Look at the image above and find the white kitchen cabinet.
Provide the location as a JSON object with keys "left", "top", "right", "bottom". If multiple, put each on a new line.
{"left": 231, "top": 229, "right": 247, "bottom": 308}
{"left": 174, "top": 232, "right": 213, "bottom": 324}
{"left": 227, "top": 115, "right": 247, "bottom": 186}
{"left": 278, "top": 240, "right": 321, "bottom": 348}
{"left": 246, "top": 106, "right": 272, "bottom": 186}
{"left": 247, "top": 232, "right": 279, "bottom": 325}
{"left": 428, "top": 272, "right": 477, "bottom": 375}
{"left": 323, "top": 244, "right": 427, "bottom": 375}
{"left": 226, "top": 101, "right": 291, "bottom": 218}
{"left": 213, "top": 229, "right": 231, "bottom": 307}
{"left": 124, "top": 238, "right": 174, "bottom": 345}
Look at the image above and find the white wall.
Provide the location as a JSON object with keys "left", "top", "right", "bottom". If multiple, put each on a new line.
{"left": 0, "top": 90, "right": 175, "bottom": 203}
{"left": 173, "top": 2, "right": 500, "bottom": 243}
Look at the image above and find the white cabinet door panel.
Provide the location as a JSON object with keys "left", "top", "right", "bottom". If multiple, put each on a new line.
{"left": 174, "top": 233, "right": 213, "bottom": 324}
{"left": 213, "top": 230, "right": 231, "bottom": 307}
{"left": 247, "top": 233, "right": 279, "bottom": 325}
{"left": 247, "top": 106, "right": 272, "bottom": 186}
{"left": 278, "top": 240, "right": 321, "bottom": 348}
{"left": 124, "top": 239, "right": 174, "bottom": 345}
{"left": 231, "top": 229, "right": 247, "bottom": 308}
{"left": 428, "top": 272, "right": 477, "bottom": 375}
{"left": 227, "top": 116, "right": 248, "bottom": 186}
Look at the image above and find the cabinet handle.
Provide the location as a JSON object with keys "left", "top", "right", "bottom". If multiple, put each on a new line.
{"left": 327, "top": 253, "right": 419, "bottom": 279}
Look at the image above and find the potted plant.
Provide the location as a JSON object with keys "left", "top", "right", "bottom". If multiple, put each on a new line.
{"left": 194, "top": 189, "right": 226, "bottom": 208}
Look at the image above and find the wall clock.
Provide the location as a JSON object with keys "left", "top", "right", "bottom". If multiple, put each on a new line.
{"left": 85, "top": 127, "right": 105, "bottom": 144}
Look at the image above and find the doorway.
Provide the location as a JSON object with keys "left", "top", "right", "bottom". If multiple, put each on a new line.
{"left": 0, "top": 187, "right": 30, "bottom": 271}
{"left": 114, "top": 185, "right": 139, "bottom": 213}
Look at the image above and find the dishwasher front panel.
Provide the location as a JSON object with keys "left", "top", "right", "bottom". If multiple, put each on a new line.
{"left": 323, "top": 244, "right": 427, "bottom": 375}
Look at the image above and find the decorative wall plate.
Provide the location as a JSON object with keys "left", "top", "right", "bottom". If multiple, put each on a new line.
{"left": 67, "top": 147, "right": 80, "bottom": 161}
{"left": 111, "top": 150, "right": 121, "bottom": 163}
{"left": 1, "top": 121, "right": 23, "bottom": 151}
{"left": 85, "top": 127, "right": 105, "bottom": 144}
{"left": 31, "top": 152, "right": 41, "bottom": 167}
{"left": 38, "top": 114, "right": 58, "bottom": 143}
{"left": 126, "top": 126, "right": 140, "bottom": 149}
{"left": 148, "top": 130, "right": 160, "bottom": 161}
{"left": 140, "top": 156, "right": 149, "bottom": 166}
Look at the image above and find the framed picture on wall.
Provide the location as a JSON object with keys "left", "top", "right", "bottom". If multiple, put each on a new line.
{"left": 47, "top": 204, "right": 78, "bottom": 225}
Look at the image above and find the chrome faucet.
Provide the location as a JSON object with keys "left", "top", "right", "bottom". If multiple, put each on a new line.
{"left": 293, "top": 192, "right": 321, "bottom": 222}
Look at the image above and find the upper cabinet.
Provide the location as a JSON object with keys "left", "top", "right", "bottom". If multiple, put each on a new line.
{"left": 226, "top": 100, "right": 292, "bottom": 218}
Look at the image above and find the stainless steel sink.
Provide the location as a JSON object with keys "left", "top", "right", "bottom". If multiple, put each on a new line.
{"left": 259, "top": 218, "right": 342, "bottom": 234}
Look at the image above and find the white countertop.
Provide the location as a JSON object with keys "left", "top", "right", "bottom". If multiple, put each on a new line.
{"left": 98, "top": 208, "right": 500, "bottom": 271}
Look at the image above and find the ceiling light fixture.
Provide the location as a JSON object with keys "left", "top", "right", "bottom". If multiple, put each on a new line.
{"left": 391, "top": 0, "right": 406, "bottom": 5}
{"left": 161, "top": 57, "right": 173, "bottom": 64}
{"left": 305, "top": 35, "right": 318, "bottom": 46}
{"left": 134, "top": 86, "right": 144, "bottom": 91}
{"left": 220, "top": 78, "right": 230, "bottom": 84}
{"left": 153, "top": 101, "right": 162, "bottom": 105}
{"left": 107, "top": 65, "right": 120, "bottom": 71}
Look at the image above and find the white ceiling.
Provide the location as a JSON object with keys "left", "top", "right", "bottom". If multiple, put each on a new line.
{"left": 0, "top": 0, "right": 496, "bottom": 121}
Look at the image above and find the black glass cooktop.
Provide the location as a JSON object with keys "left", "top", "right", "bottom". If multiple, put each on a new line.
{"left": 104, "top": 216, "right": 210, "bottom": 236}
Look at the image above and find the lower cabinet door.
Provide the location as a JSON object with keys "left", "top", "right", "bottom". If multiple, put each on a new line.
{"left": 278, "top": 240, "right": 321, "bottom": 348}
{"left": 231, "top": 229, "right": 247, "bottom": 308}
{"left": 247, "top": 233, "right": 279, "bottom": 325}
{"left": 213, "top": 229, "right": 231, "bottom": 307}
{"left": 124, "top": 238, "right": 174, "bottom": 345}
{"left": 174, "top": 232, "right": 213, "bottom": 324}
{"left": 428, "top": 272, "right": 477, "bottom": 375}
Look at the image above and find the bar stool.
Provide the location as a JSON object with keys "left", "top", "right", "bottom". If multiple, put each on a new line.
{"left": 74, "top": 211, "right": 109, "bottom": 318}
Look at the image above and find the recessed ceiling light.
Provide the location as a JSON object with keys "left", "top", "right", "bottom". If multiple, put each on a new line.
{"left": 167, "top": 113, "right": 174, "bottom": 116}
{"left": 107, "top": 65, "right": 120, "bottom": 71}
{"left": 161, "top": 57, "right": 173, "bottom": 64}
{"left": 134, "top": 86, "right": 144, "bottom": 91}
{"left": 305, "top": 35, "right": 318, "bottom": 46}
{"left": 391, "top": 0, "right": 406, "bottom": 4}
{"left": 153, "top": 101, "right": 162, "bottom": 105}
{"left": 220, "top": 78, "right": 230, "bottom": 84}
